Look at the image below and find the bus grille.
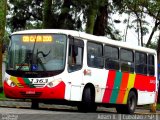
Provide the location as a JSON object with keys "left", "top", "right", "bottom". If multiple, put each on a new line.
{"left": 20, "top": 92, "right": 42, "bottom": 98}
{"left": 32, "top": 84, "right": 46, "bottom": 88}
{"left": 17, "top": 83, "right": 45, "bottom": 88}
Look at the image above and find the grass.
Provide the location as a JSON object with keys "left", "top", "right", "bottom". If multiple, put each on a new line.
{"left": 157, "top": 104, "right": 160, "bottom": 110}
{"left": 0, "top": 92, "right": 6, "bottom": 100}
{"left": 142, "top": 104, "right": 160, "bottom": 111}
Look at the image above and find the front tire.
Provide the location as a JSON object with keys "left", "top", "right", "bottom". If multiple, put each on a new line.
{"left": 78, "top": 87, "right": 96, "bottom": 112}
{"left": 31, "top": 99, "right": 39, "bottom": 109}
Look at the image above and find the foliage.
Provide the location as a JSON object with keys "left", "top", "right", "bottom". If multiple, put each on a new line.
{"left": 0, "top": 0, "right": 7, "bottom": 87}
{"left": 6, "top": 0, "right": 160, "bottom": 47}
{"left": 7, "top": 0, "right": 123, "bottom": 40}
{"left": 0, "top": 0, "right": 7, "bottom": 36}
{"left": 146, "top": 40, "right": 158, "bottom": 50}
{"left": 0, "top": 92, "right": 6, "bottom": 100}
{"left": 8, "top": 0, "right": 43, "bottom": 32}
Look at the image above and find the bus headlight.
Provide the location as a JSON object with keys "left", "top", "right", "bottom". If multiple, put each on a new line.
{"left": 6, "top": 79, "right": 16, "bottom": 87}
{"left": 47, "top": 79, "right": 62, "bottom": 88}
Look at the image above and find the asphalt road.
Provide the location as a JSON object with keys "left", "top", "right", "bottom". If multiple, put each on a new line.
{"left": 0, "top": 100, "right": 159, "bottom": 120}
{"left": 0, "top": 107, "right": 117, "bottom": 120}
{"left": 0, "top": 107, "right": 159, "bottom": 120}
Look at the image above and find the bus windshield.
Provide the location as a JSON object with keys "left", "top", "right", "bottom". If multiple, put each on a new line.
{"left": 7, "top": 34, "right": 67, "bottom": 77}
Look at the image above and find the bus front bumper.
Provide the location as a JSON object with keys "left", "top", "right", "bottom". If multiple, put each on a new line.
{"left": 3, "top": 81, "right": 65, "bottom": 99}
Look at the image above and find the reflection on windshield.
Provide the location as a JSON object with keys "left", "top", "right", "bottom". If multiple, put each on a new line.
{"left": 7, "top": 34, "right": 67, "bottom": 72}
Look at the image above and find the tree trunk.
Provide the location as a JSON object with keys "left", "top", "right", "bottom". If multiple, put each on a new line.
{"left": 146, "top": 20, "right": 160, "bottom": 47}
{"left": 93, "top": 5, "right": 108, "bottom": 36}
{"left": 157, "top": 32, "right": 160, "bottom": 64}
{"left": 43, "top": 0, "right": 52, "bottom": 28}
{"left": 157, "top": 32, "right": 160, "bottom": 103}
{"left": 0, "top": 0, "right": 7, "bottom": 86}
{"left": 0, "top": 0, "right": 7, "bottom": 42}
{"left": 158, "top": 42, "right": 160, "bottom": 64}
{"left": 139, "top": 17, "right": 143, "bottom": 46}
{"left": 135, "top": 12, "right": 143, "bottom": 46}
{"left": 137, "top": 22, "right": 140, "bottom": 46}
{"left": 124, "top": 13, "right": 130, "bottom": 42}
{"left": 85, "top": 4, "right": 97, "bottom": 34}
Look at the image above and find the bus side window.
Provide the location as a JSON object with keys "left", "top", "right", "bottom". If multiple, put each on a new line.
{"left": 104, "top": 45, "right": 119, "bottom": 70}
{"left": 148, "top": 54, "right": 155, "bottom": 76}
{"left": 68, "top": 39, "right": 84, "bottom": 72}
{"left": 120, "top": 48, "right": 134, "bottom": 73}
{"left": 135, "top": 52, "right": 147, "bottom": 75}
{"left": 87, "top": 42, "right": 104, "bottom": 68}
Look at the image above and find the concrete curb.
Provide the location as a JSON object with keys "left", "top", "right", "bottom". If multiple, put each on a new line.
{"left": 0, "top": 98, "right": 31, "bottom": 102}
{"left": 0, "top": 99, "right": 160, "bottom": 111}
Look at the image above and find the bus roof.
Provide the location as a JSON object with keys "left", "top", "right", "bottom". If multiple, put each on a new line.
{"left": 12, "top": 29, "right": 157, "bottom": 55}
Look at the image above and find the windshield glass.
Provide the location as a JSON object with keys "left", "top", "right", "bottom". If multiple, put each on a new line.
{"left": 7, "top": 34, "right": 67, "bottom": 77}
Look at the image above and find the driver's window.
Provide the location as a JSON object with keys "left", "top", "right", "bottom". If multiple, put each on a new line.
{"left": 68, "top": 39, "right": 84, "bottom": 72}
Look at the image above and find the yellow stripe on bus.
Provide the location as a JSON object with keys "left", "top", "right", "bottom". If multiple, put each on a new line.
{"left": 122, "top": 74, "right": 136, "bottom": 104}
{"left": 10, "top": 76, "right": 20, "bottom": 87}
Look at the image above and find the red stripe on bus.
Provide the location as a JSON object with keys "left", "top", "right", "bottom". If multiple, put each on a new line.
{"left": 17, "top": 77, "right": 27, "bottom": 87}
{"left": 102, "top": 70, "right": 116, "bottom": 103}
{"left": 134, "top": 75, "right": 156, "bottom": 92}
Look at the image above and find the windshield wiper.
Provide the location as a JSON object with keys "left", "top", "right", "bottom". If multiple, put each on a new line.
{"left": 37, "top": 49, "right": 51, "bottom": 58}
{"left": 35, "top": 49, "right": 51, "bottom": 71}
{"left": 30, "top": 36, "right": 37, "bottom": 71}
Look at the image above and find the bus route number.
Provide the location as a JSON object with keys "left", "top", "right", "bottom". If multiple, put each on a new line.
{"left": 30, "top": 79, "right": 48, "bottom": 84}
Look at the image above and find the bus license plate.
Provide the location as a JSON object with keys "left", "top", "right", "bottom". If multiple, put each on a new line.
{"left": 26, "top": 91, "right": 35, "bottom": 94}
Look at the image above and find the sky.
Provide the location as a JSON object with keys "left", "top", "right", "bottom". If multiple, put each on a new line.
{"left": 111, "top": 13, "right": 159, "bottom": 47}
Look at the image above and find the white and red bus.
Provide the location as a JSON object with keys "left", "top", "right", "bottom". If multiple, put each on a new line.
{"left": 3, "top": 29, "right": 158, "bottom": 114}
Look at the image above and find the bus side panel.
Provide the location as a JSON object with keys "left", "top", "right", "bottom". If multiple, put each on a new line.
{"left": 68, "top": 70, "right": 83, "bottom": 101}
{"left": 81, "top": 68, "right": 109, "bottom": 103}
{"left": 102, "top": 70, "right": 116, "bottom": 103}
{"left": 134, "top": 75, "right": 156, "bottom": 105}
{"left": 92, "top": 69, "right": 109, "bottom": 103}
{"left": 122, "top": 73, "right": 136, "bottom": 104}
{"left": 116, "top": 72, "right": 129, "bottom": 104}
{"left": 137, "top": 91, "right": 156, "bottom": 105}
{"left": 102, "top": 71, "right": 136, "bottom": 104}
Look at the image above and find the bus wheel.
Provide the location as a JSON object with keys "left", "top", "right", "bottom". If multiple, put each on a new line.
{"left": 31, "top": 99, "right": 39, "bottom": 109}
{"left": 78, "top": 87, "right": 96, "bottom": 112}
{"left": 126, "top": 91, "right": 137, "bottom": 114}
{"left": 116, "top": 91, "right": 137, "bottom": 114}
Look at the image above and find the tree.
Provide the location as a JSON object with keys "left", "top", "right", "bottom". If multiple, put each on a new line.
{"left": 157, "top": 31, "right": 160, "bottom": 103}
{"left": 8, "top": 0, "right": 43, "bottom": 32}
{"left": 85, "top": 0, "right": 98, "bottom": 34}
{"left": 0, "top": 0, "right": 7, "bottom": 86}
{"left": 93, "top": 1, "right": 108, "bottom": 36}
{"left": 8, "top": 0, "right": 122, "bottom": 40}
{"left": 57, "top": 0, "right": 74, "bottom": 29}
{"left": 121, "top": 0, "right": 150, "bottom": 46}
{"left": 0, "top": 0, "right": 7, "bottom": 42}
{"left": 43, "top": 0, "right": 80, "bottom": 29}
{"left": 43, "top": 0, "right": 53, "bottom": 28}
{"left": 157, "top": 31, "right": 160, "bottom": 64}
{"left": 113, "top": 0, "right": 160, "bottom": 46}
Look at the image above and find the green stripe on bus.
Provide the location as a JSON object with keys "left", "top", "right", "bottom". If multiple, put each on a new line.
{"left": 110, "top": 71, "right": 122, "bottom": 103}
{"left": 23, "top": 78, "right": 35, "bottom": 88}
